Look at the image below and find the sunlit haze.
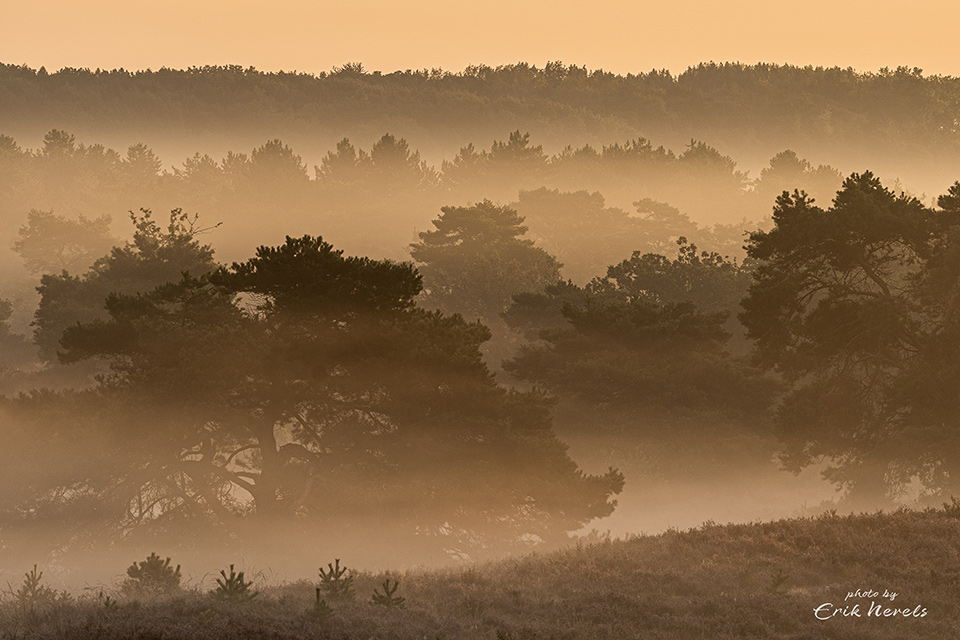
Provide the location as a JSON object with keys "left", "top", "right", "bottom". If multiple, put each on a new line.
{"left": 3, "top": 2, "right": 960, "bottom": 635}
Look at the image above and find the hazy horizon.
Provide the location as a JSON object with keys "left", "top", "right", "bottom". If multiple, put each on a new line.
{"left": 5, "top": 0, "right": 960, "bottom": 77}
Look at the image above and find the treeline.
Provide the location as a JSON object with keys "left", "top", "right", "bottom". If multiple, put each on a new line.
{"left": 3, "top": 62, "right": 958, "bottom": 170}
{"left": 0, "top": 129, "right": 842, "bottom": 269}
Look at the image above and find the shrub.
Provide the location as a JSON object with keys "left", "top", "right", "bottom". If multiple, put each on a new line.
{"left": 10, "top": 565, "right": 60, "bottom": 611}
{"left": 124, "top": 552, "right": 182, "bottom": 595}
{"left": 305, "top": 587, "right": 334, "bottom": 621}
{"left": 767, "top": 568, "right": 789, "bottom": 594}
{"left": 371, "top": 578, "right": 405, "bottom": 608}
{"left": 318, "top": 559, "right": 354, "bottom": 601}
{"left": 212, "top": 564, "right": 258, "bottom": 602}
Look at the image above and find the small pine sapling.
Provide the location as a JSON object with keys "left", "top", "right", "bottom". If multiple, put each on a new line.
{"left": 125, "top": 552, "right": 182, "bottom": 595}
{"left": 767, "top": 568, "right": 789, "bottom": 594}
{"left": 318, "top": 559, "right": 354, "bottom": 601}
{"left": 305, "top": 587, "right": 334, "bottom": 620}
{"left": 213, "top": 564, "right": 258, "bottom": 602}
{"left": 97, "top": 590, "right": 118, "bottom": 610}
{"left": 11, "top": 565, "right": 58, "bottom": 610}
{"left": 371, "top": 578, "right": 405, "bottom": 608}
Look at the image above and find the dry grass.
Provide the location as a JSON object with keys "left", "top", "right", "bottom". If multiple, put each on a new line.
{"left": 3, "top": 504, "right": 959, "bottom": 639}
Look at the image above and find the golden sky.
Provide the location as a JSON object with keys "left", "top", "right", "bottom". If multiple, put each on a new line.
{"left": 3, "top": 0, "right": 959, "bottom": 76}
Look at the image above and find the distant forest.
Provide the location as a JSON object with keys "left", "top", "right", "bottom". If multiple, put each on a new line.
{"left": 2, "top": 62, "right": 958, "bottom": 188}
{"left": 0, "top": 128, "right": 845, "bottom": 282}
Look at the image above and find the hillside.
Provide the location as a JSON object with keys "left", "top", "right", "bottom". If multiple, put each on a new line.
{"left": 3, "top": 505, "right": 958, "bottom": 639}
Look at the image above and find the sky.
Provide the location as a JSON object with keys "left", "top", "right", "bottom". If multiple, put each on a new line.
{"left": 3, "top": 0, "right": 959, "bottom": 77}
